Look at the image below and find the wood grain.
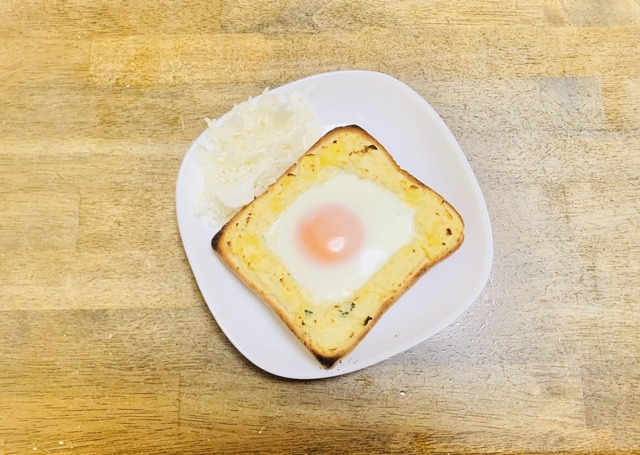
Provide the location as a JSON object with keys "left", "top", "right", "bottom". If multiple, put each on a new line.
{"left": 1, "top": 0, "right": 639, "bottom": 453}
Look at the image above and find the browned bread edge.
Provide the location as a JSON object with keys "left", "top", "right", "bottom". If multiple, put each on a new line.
{"left": 211, "top": 125, "right": 464, "bottom": 369}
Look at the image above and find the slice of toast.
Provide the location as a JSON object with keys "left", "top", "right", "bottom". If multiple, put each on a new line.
{"left": 212, "top": 125, "right": 464, "bottom": 368}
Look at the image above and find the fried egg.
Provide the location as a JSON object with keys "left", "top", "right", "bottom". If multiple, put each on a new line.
{"left": 265, "top": 172, "right": 415, "bottom": 304}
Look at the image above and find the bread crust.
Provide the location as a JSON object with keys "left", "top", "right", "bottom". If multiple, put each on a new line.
{"left": 212, "top": 125, "right": 464, "bottom": 368}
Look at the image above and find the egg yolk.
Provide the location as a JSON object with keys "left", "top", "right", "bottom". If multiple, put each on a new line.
{"left": 296, "top": 203, "right": 364, "bottom": 264}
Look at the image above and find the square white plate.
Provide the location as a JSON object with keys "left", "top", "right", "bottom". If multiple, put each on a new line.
{"left": 176, "top": 70, "right": 493, "bottom": 379}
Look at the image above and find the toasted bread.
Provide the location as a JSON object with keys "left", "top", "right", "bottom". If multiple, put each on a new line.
{"left": 212, "top": 125, "right": 464, "bottom": 368}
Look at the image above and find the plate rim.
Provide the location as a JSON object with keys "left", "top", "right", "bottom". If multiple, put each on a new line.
{"left": 176, "top": 69, "right": 493, "bottom": 379}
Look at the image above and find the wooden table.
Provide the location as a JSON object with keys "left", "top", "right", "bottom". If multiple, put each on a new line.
{"left": 2, "top": 1, "right": 639, "bottom": 453}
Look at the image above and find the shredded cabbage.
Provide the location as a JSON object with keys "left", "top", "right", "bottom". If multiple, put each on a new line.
{"left": 195, "top": 88, "right": 322, "bottom": 225}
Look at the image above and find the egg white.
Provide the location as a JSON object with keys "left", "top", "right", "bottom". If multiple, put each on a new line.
{"left": 265, "top": 172, "right": 415, "bottom": 305}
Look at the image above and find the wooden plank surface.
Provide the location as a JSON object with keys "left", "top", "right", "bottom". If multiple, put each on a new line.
{"left": 1, "top": 0, "right": 639, "bottom": 453}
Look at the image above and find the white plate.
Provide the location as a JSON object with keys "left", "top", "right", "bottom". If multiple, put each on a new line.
{"left": 176, "top": 70, "right": 493, "bottom": 379}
